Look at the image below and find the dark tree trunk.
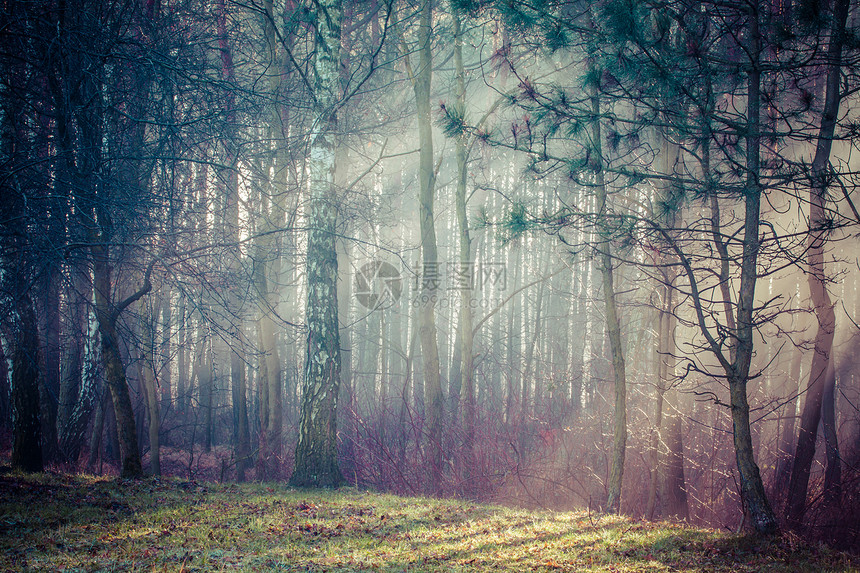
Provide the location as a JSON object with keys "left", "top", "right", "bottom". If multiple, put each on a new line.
{"left": 785, "top": 0, "right": 849, "bottom": 528}
{"left": 10, "top": 290, "right": 45, "bottom": 473}
{"left": 821, "top": 364, "right": 841, "bottom": 509}
{"left": 92, "top": 245, "right": 146, "bottom": 478}
{"left": 38, "top": 267, "right": 62, "bottom": 463}
{"left": 664, "top": 406, "right": 689, "bottom": 520}
{"left": 726, "top": 3, "right": 777, "bottom": 535}
{"left": 87, "top": 385, "right": 109, "bottom": 472}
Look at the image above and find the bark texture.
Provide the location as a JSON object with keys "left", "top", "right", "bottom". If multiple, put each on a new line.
{"left": 290, "top": 0, "right": 344, "bottom": 489}
{"left": 727, "top": 9, "right": 777, "bottom": 531}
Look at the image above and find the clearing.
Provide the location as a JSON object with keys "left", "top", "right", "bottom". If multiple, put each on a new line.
{"left": 0, "top": 472, "right": 856, "bottom": 572}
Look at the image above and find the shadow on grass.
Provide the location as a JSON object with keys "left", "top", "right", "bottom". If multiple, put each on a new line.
{"left": 0, "top": 472, "right": 856, "bottom": 572}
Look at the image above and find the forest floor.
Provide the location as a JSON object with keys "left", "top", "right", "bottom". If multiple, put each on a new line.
{"left": 0, "top": 471, "right": 856, "bottom": 572}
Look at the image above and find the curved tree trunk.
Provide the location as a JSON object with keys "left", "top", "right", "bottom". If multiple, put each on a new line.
{"left": 92, "top": 247, "right": 146, "bottom": 478}
{"left": 821, "top": 362, "right": 841, "bottom": 509}
{"left": 785, "top": 0, "right": 849, "bottom": 528}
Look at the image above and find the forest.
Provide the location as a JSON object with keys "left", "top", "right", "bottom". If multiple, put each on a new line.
{"left": 1, "top": 0, "right": 859, "bottom": 554}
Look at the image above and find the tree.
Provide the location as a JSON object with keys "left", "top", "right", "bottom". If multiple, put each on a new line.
{"left": 215, "top": 0, "right": 251, "bottom": 481}
{"left": 413, "top": 0, "right": 445, "bottom": 496}
{"left": 290, "top": 0, "right": 345, "bottom": 488}
{"left": 785, "top": 0, "right": 852, "bottom": 527}
{"left": 451, "top": 6, "right": 477, "bottom": 491}
{"left": 451, "top": 0, "right": 783, "bottom": 531}
{"left": 587, "top": 65, "right": 629, "bottom": 516}
{"left": 0, "top": 1, "right": 44, "bottom": 473}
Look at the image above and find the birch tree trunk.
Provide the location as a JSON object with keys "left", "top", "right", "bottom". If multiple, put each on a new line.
{"left": 290, "top": 0, "right": 344, "bottom": 488}
{"left": 59, "top": 268, "right": 96, "bottom": 461}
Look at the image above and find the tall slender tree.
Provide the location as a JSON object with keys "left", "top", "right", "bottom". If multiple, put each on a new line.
{"left": 413, "top": 0, "right": 445, "bottom": 496}
{"left": 290, "top": 0, "right": 345, "bottom": 488}
{"left": 785, "top": 0, "right": 851, "bottom": 527}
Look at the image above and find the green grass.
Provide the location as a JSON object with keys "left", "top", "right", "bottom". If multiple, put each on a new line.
{"left": 0, "top": 471, "right": 855, "bottom": 572}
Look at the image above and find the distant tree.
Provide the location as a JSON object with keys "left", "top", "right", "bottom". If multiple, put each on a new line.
{"left": 414, "top": 0, "right": 445, "bottom": 496}
{"left": 450, "top": 0, "right": 795, "bottom": 533}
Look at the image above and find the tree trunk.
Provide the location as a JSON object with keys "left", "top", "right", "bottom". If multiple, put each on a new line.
{"left": 9, "top": 290, "right": 45, "bottom": 473}
{"left": 652, "top": 135, "right": 687, "bottom": 521}
{"left": 726, "top": 8, "right": 777, "bottom": 532}
{"left": 821, "top": 362, "right": 841, "bottom": 509}
{"left": 38, "top": 267, "right": 62, "bottom": 463}
{"left": 259, "top": 313, "right": 282, "bottom": 476}
{"left": 199, "top": 338, "right": 214, "bottom": 453}
{"left": 87, "top": 386, "right": 110, "bottom": 472}
{"left": 589, "top": 85, "right": 627, "bottom": 514}
{"left": 177, "top": 296, "right": 188, "bottom": 413}
{"left": 216, "top": 0, "right": 251, "bottom": 481}
{"left": 337, "top": 239, "right": 356, "bottom": 481}
{"left": 663, "top": 391, "right": 689, "bottom": 520}
{"left": 646, "top": 290, "right": 667, "bottom": 520}
{"left": 413, "top": 0, "right": 444, "bottom": 496}
{"left": 785, "top": 0, "right": 849, "bottom": 528}
{"left": 452, "top": 8, "right": 476, "bottom": 493}
{"left": 160, "top": 290, "right": 172, "bottom": 410}
{"left": 91, "top": 245, "right": 144, "bottom": 478}
{"left": 290, "top": 0, "right": 344, "bottom": 488}
{"left": 139, "top": 305, "right": 160, "bottom": 475}
{"left": 772, "top": 345, "right": 802, "bottom": 503}
{"left": 58, "top": 265, "right": 94, "bottom": 461}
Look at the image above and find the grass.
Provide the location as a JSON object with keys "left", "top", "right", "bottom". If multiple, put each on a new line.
{"left": 0, "top": 471, "right": 856, "bottom": 572}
